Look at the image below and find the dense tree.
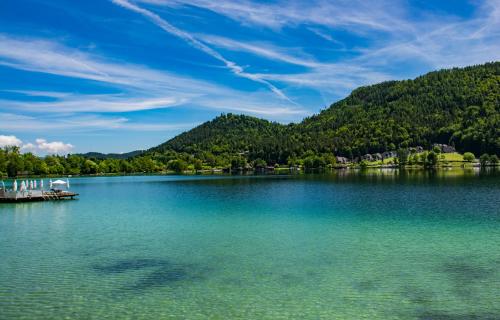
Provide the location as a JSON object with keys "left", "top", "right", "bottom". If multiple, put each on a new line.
{"left": 490, "top": 155, "right": 499, "bottom": 164}
{"left": 397, "top": 149, "right": 409, "bottom": 166}
{"left": 426, "top": 151, "right": 438, "bottom": 166}
{"left": 480, "top": 154, "right": 491, "bottom": 166}
{"left": 463, "top": 152, "right": 476, "bottom": 162}
{"left": 167, "top": 159, "right": 187, "bottom": 173}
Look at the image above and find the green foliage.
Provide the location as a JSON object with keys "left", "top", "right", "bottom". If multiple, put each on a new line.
{"left": 230, "top": 156, "right": 247, "bottom": 169}
{"left": 426, "top": 151, "right": 438, "bottom": 166}
{"left": 252, "top": 158, "right": 267, "bottom": 168}
{"left": 300, "top": 62, "right": 500, "bottom": 157}
{"left": 0, "top": 146, "right": 163, "bottom": 178}
{"left": 397, "top": 148, "right": 409, "bottom": 166}
{"left": 193, "top": 159, "right": 203, "bottom": 171}
{"left": 490, "top": 154, "right": 499, "bottom": 164}
{"left": 167, "top": 159, "right": 187, "bottom": 173}
{"left": 480, "top": 153, "right": 491, "bottom": 166}
{"left": 463, "top": 152, "right": 475, "bottom": 162}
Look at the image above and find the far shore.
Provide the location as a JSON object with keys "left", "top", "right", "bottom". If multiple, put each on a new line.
{"left": 1, "top": 164, "right": 498, "bottom": 180}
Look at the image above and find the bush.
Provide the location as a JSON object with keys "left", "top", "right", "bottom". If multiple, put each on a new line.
{"left": 253, "top": 158, "right": 267, "bottom": 168}
{"left": 193, "top": 159, "right": 203, "bottom": 171}
{"left": 479, "top": 154, "right": 490, "bottom": 166}
{"left": 433, "top": 146, "right": 442, "bottom": 153}
{"left": 426, "top": 151, "right": 438, "bottom": 166}
{"left": 303, "top": 155, "right": 326, "bottom": 169}
{"left": 490, "top": 155, "right": 499, "bottom": 165}
{"left": 463, "top": 152, "right": 475, "bottom": 162}
{"left": 167, "top": 159, "right": 187, "bottom": 173}
{"left": 397, "top": 149, "right": 409, "bottom": 165}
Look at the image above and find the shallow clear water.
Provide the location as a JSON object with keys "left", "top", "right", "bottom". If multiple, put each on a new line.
{"left": 1, "top": 169, "right": 499, "bottom": 319}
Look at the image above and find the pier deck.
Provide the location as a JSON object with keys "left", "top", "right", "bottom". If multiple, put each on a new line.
{"left": 0, "top": 191, "right": 79, "bottom": 203}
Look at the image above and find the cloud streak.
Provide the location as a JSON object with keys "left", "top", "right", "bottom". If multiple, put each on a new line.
{"left": 0, "top": 34, "right": 303, "bottom": 118}
{"left": 140, "top": 0, "right": 410, "bottom": 32}
{"left": 0, "top": 112, "right": 199, "bottom": 133}
{"left": 111, "top": 0, "right": 294, "bottom": 103}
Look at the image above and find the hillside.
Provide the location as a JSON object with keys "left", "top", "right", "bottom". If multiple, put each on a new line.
{"left": 300, "top": 62, "right": 500, "bottom": 156}
{"left": 150, "top": 114, "right": 292, "bottom": 164}
{"left": 151, "top": 62, "right": 500, "bottom": 163}
{"left": 77, "top": 150, "right": 144, "bottom": 160}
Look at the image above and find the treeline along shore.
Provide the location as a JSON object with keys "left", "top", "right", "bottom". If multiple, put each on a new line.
{"left": 1, "top": 62, "right": 498, "bottom": 177}
{"left": 0, "top": 144, "right": 498, "bottom": 178}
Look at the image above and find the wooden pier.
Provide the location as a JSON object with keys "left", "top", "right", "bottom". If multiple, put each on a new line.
{"left": 0, "top": 190, "right": 79, "bottom": 203}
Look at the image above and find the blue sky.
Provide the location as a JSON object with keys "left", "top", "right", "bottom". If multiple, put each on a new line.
{"left": 0, "top": 0, "right": 499, "bottom": 154}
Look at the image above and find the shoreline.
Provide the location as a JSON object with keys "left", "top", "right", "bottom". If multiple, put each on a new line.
{"left": 1, "top": 165, "right": 498, "bottom": 180}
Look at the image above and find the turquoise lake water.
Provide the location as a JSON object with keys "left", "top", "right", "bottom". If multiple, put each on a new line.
{"left": 1, "top": 169, "right": 499, "bottom": 319}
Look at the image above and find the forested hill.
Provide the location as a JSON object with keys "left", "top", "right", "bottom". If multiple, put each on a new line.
{"left": 150, "top": 114, "right": 292, "bottom": 164}
{"left": 150, "top": 62, "right": 499, "bottom": 163}
{"left": 300, "top": 62, "right": 499, "bottom": 157}
{"left": 77, "top": 150, "right": 144, "bottom": 159}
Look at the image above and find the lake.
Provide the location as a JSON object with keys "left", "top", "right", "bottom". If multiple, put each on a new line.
{"left": 1, "top": 169, "right": 499, "bottom": 319}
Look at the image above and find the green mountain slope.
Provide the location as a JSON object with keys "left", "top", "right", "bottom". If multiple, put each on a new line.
{"left": 151, "top": 62, "right": 499, "bottom": 163}
{"left": 150, "top": 114, "right": 297, "bottom": 164}
{"left": 77, "top": 150, "right": 144, "bottom": 160}
{"left": 300, "top": 62, "right": 500, "bottom": 156}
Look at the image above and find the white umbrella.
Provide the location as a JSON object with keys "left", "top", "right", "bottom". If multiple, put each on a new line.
{"left": 21, "top": 181, "right": 26, "bottom": 192}
{"left": 40, "top": 180, "right": 44, "bottom": 189}
{"left": 66, "top": 179, "right": 70, "bottom": 189}
{"left": 34, "top": 180, "right": 37, "bottom": 189}
{"left": 30, "top": 180, "right": 34, "bottom": 189}
{"left": 1, "top": 181, "right": 5, "bottom": 190}
{"left": 52, "top": 180, "right": 67, "bottom": 185}
{"left": 13, "top": 180, "right": 18, "bottom": 192}
{"left": 49, "top": 179, "right": 53, "bottom": 189}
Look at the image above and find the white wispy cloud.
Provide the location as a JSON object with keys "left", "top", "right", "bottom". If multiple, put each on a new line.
{"left": 0, "top": 112, "right": 197, "bottom": 132}
{"left": 0, "top": 90, "right": 304, "bottom": 118}
{"left": 0, "top": 96, "right": 185, "bottom": 113}
{"left": 0, "top": 34, "right": 302, "bottom": 117}
{"left": 139, "top": 0, "right": 413, "bottom": 32}
{"left": 199, "top": 35, "right": 319, "bottom": 68}
{"left": 0, "top": 113, "right": 127, "bottom": 131}
{"left": 195, "top": 35, "right": 391, "bottom": 94}
{"left": 0, "top": 34, "right": 209, "bottom": 93}
{"left": 2, "top": 90, "right": 73, "bottom": 98}
{"left": 111, "top": 0, "right": 294, "bottom": 103}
